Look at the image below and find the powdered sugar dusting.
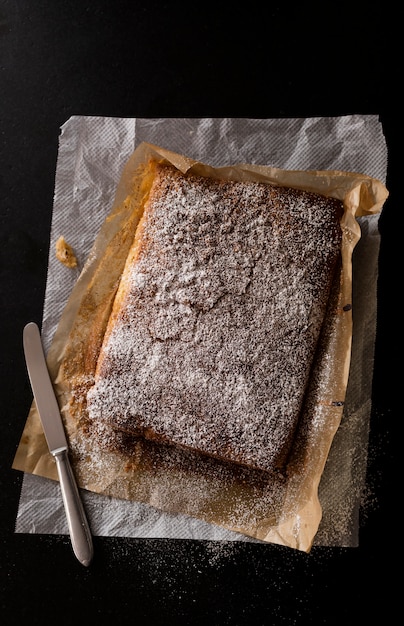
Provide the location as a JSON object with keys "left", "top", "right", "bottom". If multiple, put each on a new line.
{"left": 86, "top": 164, "right": 342, "bottom": 472}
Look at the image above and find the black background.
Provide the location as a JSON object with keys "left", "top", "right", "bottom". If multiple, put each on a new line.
{"left": 0, "top": 2, "right": 399, "bottom": 624}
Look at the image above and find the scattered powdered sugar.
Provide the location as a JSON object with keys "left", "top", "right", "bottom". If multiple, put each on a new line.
{"left": 86, "top": 164, "right": 343, "bottom": 473}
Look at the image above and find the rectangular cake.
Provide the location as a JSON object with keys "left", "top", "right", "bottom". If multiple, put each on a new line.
{"left": 85, "top": 160, "right": 343, "bottom": 473}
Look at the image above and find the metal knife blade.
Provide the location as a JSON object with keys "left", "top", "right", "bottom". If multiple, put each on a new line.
{"left": 23, "top": 322, "right": 93, "bottom": 566}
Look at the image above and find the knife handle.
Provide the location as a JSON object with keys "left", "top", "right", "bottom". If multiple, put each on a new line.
{"left": 53, "top": 448, "right": 94, "bottom": 567}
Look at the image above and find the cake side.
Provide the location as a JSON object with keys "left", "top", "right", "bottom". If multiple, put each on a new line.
{"left": 86, "top": 162, "right": 343, "bottom": 472}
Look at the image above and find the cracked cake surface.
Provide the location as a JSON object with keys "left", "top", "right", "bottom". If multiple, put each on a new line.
{"left": 85, "top": 161, "right": 343, "bottom": 472}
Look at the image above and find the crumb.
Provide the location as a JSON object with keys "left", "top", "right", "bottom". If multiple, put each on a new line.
{"left": 55, "top": 236, "right": 78, "bottom": 268}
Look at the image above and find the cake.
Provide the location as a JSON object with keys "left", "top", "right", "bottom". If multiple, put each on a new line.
{"left": 84, "top": 160, "right": 343, "bottom": 473}
{"left": 55, "top": 236, "right": 78, "bottom": 268}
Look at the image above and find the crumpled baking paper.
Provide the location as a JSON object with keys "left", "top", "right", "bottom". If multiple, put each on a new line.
{"left": 14, "top": 116, "right": 388, "bottom": 546}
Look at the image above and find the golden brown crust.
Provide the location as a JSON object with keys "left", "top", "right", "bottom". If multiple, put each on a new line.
{"left": 55, "top": 236, "right": 77, "bottom": 268}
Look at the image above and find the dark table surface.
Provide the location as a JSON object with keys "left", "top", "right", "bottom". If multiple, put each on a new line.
{"left": 0, "top": 2, "right": 399, "bottom": 624}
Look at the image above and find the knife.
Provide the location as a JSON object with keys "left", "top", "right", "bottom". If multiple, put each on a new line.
{"left": 23, "top": 322, "right": 93, "bottom": 567}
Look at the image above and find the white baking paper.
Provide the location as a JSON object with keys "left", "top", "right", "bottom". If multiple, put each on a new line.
{"left": 15, "top": 115, "right": 387, "bottom": 546}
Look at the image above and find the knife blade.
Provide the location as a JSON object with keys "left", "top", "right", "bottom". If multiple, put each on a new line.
{"left": 23, "top": 322, "right": 93, "bottom": 567}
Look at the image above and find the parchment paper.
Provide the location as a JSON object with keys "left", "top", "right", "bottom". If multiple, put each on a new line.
{"left": 13, "top": 116, "right": 388, "bottom": 548}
